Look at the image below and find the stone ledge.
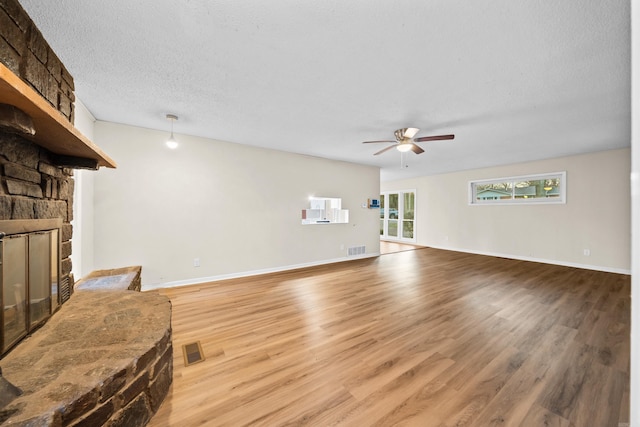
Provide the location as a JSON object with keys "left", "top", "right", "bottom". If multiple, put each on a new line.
{"left": 75, "top": 266, "right": 142, "bottom": 292}
{"left": 0, "top": 291, "right": 172, "bottom": 426}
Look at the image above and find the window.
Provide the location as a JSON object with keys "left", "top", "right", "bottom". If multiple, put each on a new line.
{"left": 469, "top": 172, "right": 566, "bottom": 205}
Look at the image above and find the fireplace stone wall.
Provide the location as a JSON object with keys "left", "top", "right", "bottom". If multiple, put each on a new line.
{"left": 0, "top": 0, "right": 77, "bottom": 294}
{"left": 0, "top": 0, "right": 75, "bottom": 123}
{"left": 0, "top": 133, "right": 75, "bottom": 290}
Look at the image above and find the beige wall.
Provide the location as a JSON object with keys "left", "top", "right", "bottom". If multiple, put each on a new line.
{"left": 630, "top": 2, "right": 639, "bottom": 421}
{"left": 382, "top": 148, "right": 631, "bottom": 273}
{"left": 71, "top": 99, "right": 96, "bottom": 280}
{"left": 91, "top": 121, "right": 380, "bottom": 288}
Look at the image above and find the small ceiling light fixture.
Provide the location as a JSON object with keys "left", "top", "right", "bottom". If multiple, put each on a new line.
{"left": 166, "top": 114, "right": 179, "bottom": 149}
{"left": 396, "top": 143, "right": 413, "bottom": 152}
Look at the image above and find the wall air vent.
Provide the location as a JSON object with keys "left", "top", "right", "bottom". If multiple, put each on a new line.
{"left": 348, "top": 246, "right": 366, "bottom": 256}
{"left": 60, "top": 276, "right": 70, "bottom": 304}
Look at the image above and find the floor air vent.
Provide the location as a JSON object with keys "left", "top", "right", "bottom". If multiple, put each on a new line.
{"left": 348, "top": 246, "right": 366, "bottom": 256}
{"left": 182, "top": 341, "right": 205, "bottom": 367}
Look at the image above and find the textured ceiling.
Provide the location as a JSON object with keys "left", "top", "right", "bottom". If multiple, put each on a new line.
{"left": 19, "top": 0, "right": 630, "bottom": 181}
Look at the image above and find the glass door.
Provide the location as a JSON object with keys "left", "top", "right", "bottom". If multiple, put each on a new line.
{"left": 380, "top": 190, "right": 416, "bottom": 243}
{"left": 29, "top": 232, "right": 52, "bottom": 328}
{"left": 1, "top": 235, "right": 28, "bottom": 354}
{"left": 379, "top": 194, "right": 385, "bottom": 236}
{"left": 402, "top": 191, "right": 415, "bottom": 240}
{"left": 50, "top": 229, "right": 59, "bottom": 313}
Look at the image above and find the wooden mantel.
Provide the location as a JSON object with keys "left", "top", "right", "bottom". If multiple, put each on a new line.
{"left": 0, "top": 62, "right": 116, "bottom": 169}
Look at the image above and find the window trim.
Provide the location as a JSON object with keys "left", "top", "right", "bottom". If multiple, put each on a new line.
{"left": 469, "top": 171, "right": 566, "bottom": 205}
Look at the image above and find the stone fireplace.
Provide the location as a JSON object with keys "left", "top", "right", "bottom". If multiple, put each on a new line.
{"left": 0, "top": 1, "right": 172, "bottom": 425}
{"left": 0, "top": 0, "right": 84, "bottom": 355}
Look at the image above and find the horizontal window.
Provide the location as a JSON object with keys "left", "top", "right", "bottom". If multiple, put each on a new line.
{"left": 469, "top": 172, "right": 566, "bottom": 205}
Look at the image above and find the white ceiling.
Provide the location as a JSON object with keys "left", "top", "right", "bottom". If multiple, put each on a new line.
{"left": 19, "top": 0, "right": 630, "bottom": 181}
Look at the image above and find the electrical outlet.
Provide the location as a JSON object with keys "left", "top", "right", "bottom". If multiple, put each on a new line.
{"left": 583, "top": 249, "right": 590, "bottom": 256}
{"left": 194, "top": 258, "right": 200, "bottom": 267}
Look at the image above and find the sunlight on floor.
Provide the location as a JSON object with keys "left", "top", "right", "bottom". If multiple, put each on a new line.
{"left": 379, "top": 240, "right": 425, "bottom": 255}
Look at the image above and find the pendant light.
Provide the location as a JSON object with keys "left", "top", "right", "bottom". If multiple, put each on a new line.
{"left": 166, "top": 114, "right": 178, "bottom": 149}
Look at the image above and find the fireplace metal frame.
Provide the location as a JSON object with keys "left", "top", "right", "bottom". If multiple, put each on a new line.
{"left": 0, "top": 219, "right": 62, "bottom": 357}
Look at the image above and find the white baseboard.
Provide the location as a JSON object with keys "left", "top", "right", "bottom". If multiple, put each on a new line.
{"left": 427, "top": 244, "right": 632, "bottom": 275}
{"left": 142, "top": 252, "right": 380, "bottom": 291}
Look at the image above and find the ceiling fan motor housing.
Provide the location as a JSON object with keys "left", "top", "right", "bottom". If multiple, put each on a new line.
{"left": 394, "top": 128, "right": 419, "bottom": 142}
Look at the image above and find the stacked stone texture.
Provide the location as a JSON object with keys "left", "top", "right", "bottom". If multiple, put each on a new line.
{"left": 0, "top": 133, "right": 76, "bottom": 286}
{"left": 0, "top": 0, "right": 75, "bottom": 122}
{"left": 0, "top": 291, "right": 173, "bottom": 426}
{"left": 0, "top": 0, "right": 78, "bottom": 289}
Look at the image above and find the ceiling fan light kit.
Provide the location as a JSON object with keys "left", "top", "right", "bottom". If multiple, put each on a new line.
{"left": 363, "top": 127, "right": 455, "bottom": 156}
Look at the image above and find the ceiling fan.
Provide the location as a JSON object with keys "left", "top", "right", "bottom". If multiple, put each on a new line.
{"left": 362, "top": 128, "right": 454, "bottom": 155}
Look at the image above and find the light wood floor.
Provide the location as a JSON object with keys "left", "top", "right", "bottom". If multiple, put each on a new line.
{"left": 379, "top": 240, "right": 425, "bottom": 254}
{"left": 148, "top": 248, "right": 630, "bottom": 426}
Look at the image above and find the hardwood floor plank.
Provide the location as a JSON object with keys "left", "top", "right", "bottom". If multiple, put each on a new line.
{"left": 537, "top": 343, "right": 597, "bottom": 419}
{"left": 343, "top": 350, "right": 435, "bottom": 401}
{"left": 519, "top": 403, "right": 572, "bottom": 427}
{"left": 563, "top": 359, "right": 626, "bottom": 427}
{"left": 148, "top": 248, "right": 630, "bottom": 426}
{"left": 328, "top": 352, "right": 455, "bottom": 426}
{"left": 436, "top": 331, "right": 515, "bottom": 392}
{"left": 470, "top": 365, "right": 548, "bottom": 426}
{"left": 619, "top": 373, "right": 631, "bottom": 424}
{"left": 367, "top": 380, "right": 451, "bottom": 427}
{"left": 519, "top": 324, "right": 578, "bottom": 380}
{"left": 436, "top": 346, "right": 528, "bottom": 426}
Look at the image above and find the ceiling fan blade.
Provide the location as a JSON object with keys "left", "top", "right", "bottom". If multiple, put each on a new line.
{"left": 362, "top": 140, "right": 396, "bottom": 144}
{"left": 373, "top": 145, "right": 397, "bottom": 155}
{"left": 414, "top": 134, "right": 455, "bottom": 143}
{"left": 410, "top": 143, "right": 424, "bottom": 154}
{"left": 404, "top": 127, "right": 420, "bottom": 139}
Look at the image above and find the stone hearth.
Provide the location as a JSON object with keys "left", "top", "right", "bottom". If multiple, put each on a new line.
{"left": 0, "top": 290, "right": 172, "bottom": 426}
{"left": 75, "top": 266, "right": 142, "bottom": 292}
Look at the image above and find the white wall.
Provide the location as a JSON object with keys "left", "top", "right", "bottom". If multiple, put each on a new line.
{"left": 382, "top": 148, "right": 631, "bottom": 273}
{"left": 92, "top": 121, "right": 380, "bottom": 288}
{"left": 70, "top": 99, "right": 96, "bottom": 280}
{"left": 630, "top": 0, "right": 638, "bottom": 422}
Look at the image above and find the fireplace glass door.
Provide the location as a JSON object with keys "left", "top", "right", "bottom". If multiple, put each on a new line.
{"left": 50, "top": 229, "right": 59, "bottom": 313}
{"left": 1, "top": 229, "right": 58, "bottom": 355}
{"left": 1, "top": 235, "right": 28, "bottom": 352}
{"left": 29, "top": 232, "right": 52, "bottom": 328}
